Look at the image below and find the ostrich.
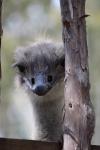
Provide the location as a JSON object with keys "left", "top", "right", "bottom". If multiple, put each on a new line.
{"left": 13, "top": 41, "right": 65, "bottom": 142}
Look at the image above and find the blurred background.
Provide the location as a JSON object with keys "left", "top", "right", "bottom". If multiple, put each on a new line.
{"left": 0, "top": 0, "right": 100, "bottom": 145}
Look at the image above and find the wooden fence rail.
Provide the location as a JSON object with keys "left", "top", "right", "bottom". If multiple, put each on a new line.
{"left": 0, "top": 138, "right": 99, "bottom": 150}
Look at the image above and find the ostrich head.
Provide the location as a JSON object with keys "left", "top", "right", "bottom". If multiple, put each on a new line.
{"left": 13, "top": 41, "right": 64, "bottom": 96}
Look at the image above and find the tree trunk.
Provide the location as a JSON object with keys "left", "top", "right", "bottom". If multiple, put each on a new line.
{"left": 60, "top": 0, "right": 95, "bottom": 150}
{"left": 0, "top": 0, "right": 2, "bottom": 79}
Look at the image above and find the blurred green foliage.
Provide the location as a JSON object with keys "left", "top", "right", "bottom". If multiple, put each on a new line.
{"left": 1, "top": 0, "right": 100, "bottom": 144}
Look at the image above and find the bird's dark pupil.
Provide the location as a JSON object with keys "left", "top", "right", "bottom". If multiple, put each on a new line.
{"left": 18, "top": 65, "right": 25, "bottom": 73}
{"left": 48, "top": 75, "right": 52, "bottom": 82}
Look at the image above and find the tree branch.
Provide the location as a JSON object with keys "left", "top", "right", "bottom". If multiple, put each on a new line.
{"left": 60, "top": 0, "right": 95, "bottom": 149}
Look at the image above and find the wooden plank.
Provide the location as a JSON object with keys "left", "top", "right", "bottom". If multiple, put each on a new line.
{"left": 0, "top": 138, "right": 99, "bottom": 150}
{"left": 0, "top": 138, "right": 62, "bottom": 150}
{"left": 91, "top": 145, "right": 100, "bottom": 150}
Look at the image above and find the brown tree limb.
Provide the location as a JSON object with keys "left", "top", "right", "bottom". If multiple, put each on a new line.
{"left": 60, "top": 0, "right": 95, "bottom": 150}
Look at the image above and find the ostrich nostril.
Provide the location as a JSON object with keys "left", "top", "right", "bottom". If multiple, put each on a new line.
{"left": 31, "top": 78, "right": 35, "bottom": 85}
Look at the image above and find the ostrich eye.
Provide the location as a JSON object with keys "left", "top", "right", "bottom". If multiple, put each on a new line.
{"left": 18, "top": 65, "right": 25, "bottom": 73}
{"left": 31, "top": 77, "right": 35, "bottom": 85}
{"left": 47, "top": 75, "right": 53, "bottom": 83}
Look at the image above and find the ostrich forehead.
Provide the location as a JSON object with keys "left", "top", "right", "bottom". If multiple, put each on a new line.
{"left": 14, "top": 42, "right": 61, "bottom": 65}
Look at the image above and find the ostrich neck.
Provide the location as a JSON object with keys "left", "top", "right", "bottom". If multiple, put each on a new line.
{"left": 30, "top": 81, "right": 64, "bottom": 141}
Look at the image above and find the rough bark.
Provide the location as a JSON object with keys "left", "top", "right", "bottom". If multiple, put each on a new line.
{"left": 60, "top": 0, "right": 95, "bottom": 150}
